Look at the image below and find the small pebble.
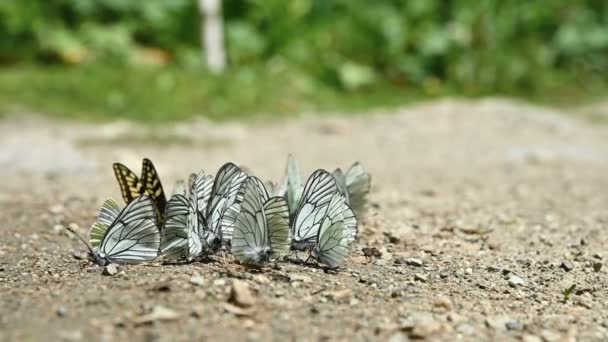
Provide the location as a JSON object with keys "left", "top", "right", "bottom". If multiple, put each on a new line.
{"left": 102, "top": 263, "right": 119, "bottom": 276}
{"left": 229, "top": 279, "right": 256, "bottom": 308}
{"left": 414, "top": 273, "right": 428, "bottom": 282}
{"left": 505, "top": 320, "right": 525, "bottom": 331}
{"left": 508, "top": 275, "right": 525, "bottom": 287}
{"left": 57, "top": 306, "right": 67, "bottom": 318}
{"left": 560, "top": 261, "right": 574, "bottom": 272}
{"left": 592, "top": 262, "right": 602, "bottom": 272}
{"left": 406, "top": 258, "right": 423, "bottom": 267}
{"left": 189, "top": 276, "right": 205, "bottom": 286}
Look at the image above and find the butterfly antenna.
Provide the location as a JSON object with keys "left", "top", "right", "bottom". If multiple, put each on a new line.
{"left": 65, "top": 226, "right": 95, "bottom": 255}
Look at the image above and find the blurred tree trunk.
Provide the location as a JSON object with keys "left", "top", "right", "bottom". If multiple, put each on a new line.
{"left": 199, "top": 0, "right": 226, "bottom": 73}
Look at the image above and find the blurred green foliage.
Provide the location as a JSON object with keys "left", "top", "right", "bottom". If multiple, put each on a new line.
{"left": 1, "top": 1, "right": 607, "bottom": 121}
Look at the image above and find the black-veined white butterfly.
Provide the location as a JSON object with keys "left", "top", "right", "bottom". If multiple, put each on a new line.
{"left": 227, "top": 176, "right": 290, "bottom": 266}
{"left": 113, "top": 158, "right": 167, "bottom": 224}
{"left": 311, "top": 191, "right": 357, "bottom": 268}
{"left": 67, "top": 196, "right": 160, "bottom": 265}
{"left": 333, "top": 162, "right": 371, "bottom": 219}
{"left": 269, "top": 154, "right": 303, "bottom": 219}
{"left": 160, "top": 171, "right": 213, "bottom": 262}
{"left": 290, "top": 169, "right": 340, "bottom": 251}
{"left": 201, "top": 162, "right": 247, "bottom": 252}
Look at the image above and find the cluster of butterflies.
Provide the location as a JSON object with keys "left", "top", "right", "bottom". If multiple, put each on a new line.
{"left": 67, "top": 155, "right": 371, "bottom": 269}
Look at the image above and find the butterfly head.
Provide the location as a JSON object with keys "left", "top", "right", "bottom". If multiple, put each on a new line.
{"left": 203, "top": 233, "right": 223, "bottom": 252}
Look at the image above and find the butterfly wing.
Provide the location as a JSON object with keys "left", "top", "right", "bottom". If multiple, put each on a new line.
{"left": 160, "top": 194, "right": 202, "bottom": 262}
{"left": 230, "top": 176, "right": 271, "bottom": 265}
{"left": 332, "top": 168, "right": 349, "bottom": 204}
{"left": 344, "top": 162, "right": 371, "bottom": 219}
{"left": 264, "top": 196, "right": 290, "bottom": 257}
{"left": 99, "top": 196, "right": 160, "bottom": 264}
{"left": 206, "top": 163, "right": 247, "bottom": 244}
{"left": 113, "top": 162, "right": 142, "bottom": 205}
{"left": 285, "top": 154, "right": 303, "bottom": 217}
{"left": 141, "top": 158, "right": 167, "bottom": 221}
{"left": 191, "top": 170, "right": 214, "bottom": 217}
{"left": 90, "top": 198, "right": 121, "bottom": 249}
{"left": 313, "top": 192, "right": 356, "bottom": 268}
{"left": 291, "top": 169, "right": 338, "bottom": 248}
{"left": 173, "top": 179, "right": 187, "bottom": 196}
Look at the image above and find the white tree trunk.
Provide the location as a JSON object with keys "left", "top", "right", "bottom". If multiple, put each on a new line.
{"left": 199, "top": 0, "right": 226, "bottom": 73}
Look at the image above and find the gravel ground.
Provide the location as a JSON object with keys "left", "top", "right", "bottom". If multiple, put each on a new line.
{"left": 1, "top": 98, "right": 608, "bottom": 341}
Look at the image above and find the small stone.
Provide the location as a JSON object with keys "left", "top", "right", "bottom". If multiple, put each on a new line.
{"left": 152, "top": 281, "right": 171, "bottom": 292}
{"left": 383, "top": 232, "right": 401, "bottom": 244}
{"left": 485, "top": 316, "right": 509, "bottom": 331}
{"left": 592, "top": 262, "right": 602, "bottom": 272}
{"left": 433, "top": 296, "right": 453, "bottom": 311}
{"left": 190, "top": 305, "right": 205, "bottom": 318}
{"left": 522, "top": 335, "right": 542, "bottom": 342}
{"left": 325, "top": 288, "right": 353, "bottom": 301}
{"left": 456, "top": 324, "right": 475, "bottom": 336}
{"left": 508, "top": 275, "right": 524, "bottom": 287}
{"left": 414, "top": 273, "right": 428, "bottom": 282}
{"left": 541, "top": 330, "right": 561, "bottom": 342}
{"left": 560, "top": 261, "right": 574, "bottom": 272}
{"left": 350, "top": 255, "right": 368, "bottom": 265}
{"left": 465, "top": 268, "right": 473, "bottom": 275}
{"left": 189, "top": 276, "right": 205, "bottom": 286}
{"left": 71, "top": 250, "right": 88, "bottom": 260}
{"left": 223, "top": 303, "right": 255, "bottom": 317}
{"left": 253, "top": 275, "right": 270, "bottom": 284}
{"left": 362, "top": 247, "right": 382, "bottom": 258}
{"left": 57, "top": 306, "right": 67, "bottom": 318}
{"left": 289, "top": 274, "right": 312, "bottom": 283}
{"left": 406, "top": 258, "right": 423, "bottom": 267}
{"left": 49, "top": 204, "right": 65, "bottom": 214}
{"left": 505, "top": 320, "right": 525, "bottom": 331}
{"left": 133, "top": 306, "right": 179, "bottom": 325}
{"left": 387, "top": 332, "right": 410, "bottom": 342}
{"left": 439, "top": 272, "right": 449, "bottom": 279}
{"left": 102, "top": 263, "right": 119, "bottom": 276}
{"left": 409, "top": 313, "right": 451, "bottom": 338}
{"left": 229, "top": 279, "right": 256, "bottom": 308}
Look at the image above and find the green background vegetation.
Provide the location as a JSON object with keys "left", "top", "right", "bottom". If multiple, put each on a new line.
{"left": 1, "top": 0, "right": 607, "bottom": 122}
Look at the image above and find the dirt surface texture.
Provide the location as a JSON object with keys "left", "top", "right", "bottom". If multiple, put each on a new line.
{"left": 1, "top": 98, "right": 607, "bottom": 341}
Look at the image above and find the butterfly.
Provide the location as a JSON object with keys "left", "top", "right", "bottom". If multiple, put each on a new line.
{"left": 332, "top": 162, "right": 371, "bottom": 219}
{"left": 227, "top": 176, "right": 290, "bottom": 266}
{"left": 160, "top": 171, "right": 213, "bottom": 262}
{"left": 113, "top": 158, "right": 167, "bottom": 224}
{"left": 200, "top": 162, "right": 247, "bottom": 252}
{"left": 269, "top": 154, "right": 304, "bottom": 219}
{"left": 67, "top": 196, "right": 160, "bottom": 266}
{"left": 290, "top": 169, "right": 340, "bottom": 252}
{"left": 311, "top": 191, "right": 357, "bottom": 268}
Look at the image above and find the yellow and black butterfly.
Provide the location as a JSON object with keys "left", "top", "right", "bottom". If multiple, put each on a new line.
{"left": 113, "top": 158, "right": 167, "bottom": 223}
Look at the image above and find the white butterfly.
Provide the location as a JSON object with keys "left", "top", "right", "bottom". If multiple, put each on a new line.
{"left": 269, "top": 154, "right": 303, "bottom": 218}
{"left": 311, "top": 192, "right": 357, "bottom": 268}
{"left": 201, "top": 162, "right": 247, "bottom": 252}
{"left": 333, "top": 162, "right": 371, "bottom": 219}
{"left": 68, "top": 196, "right": 160, "bottom": 265}
{"left": 160, "top": 170, "right": 212, "bottom": 262}
{"left": 228, "top": 176, "right": 290, "bottom": 266}
{"left": 290, "top": 169, "right": 340, "bottom": 251}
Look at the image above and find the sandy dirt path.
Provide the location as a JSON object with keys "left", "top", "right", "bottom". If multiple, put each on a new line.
{"left": 1, "top": 98, "right": 607, "bottom": 341}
